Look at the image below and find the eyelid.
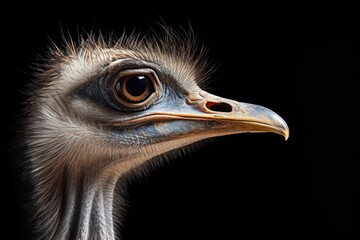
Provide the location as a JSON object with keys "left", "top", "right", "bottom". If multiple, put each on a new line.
{"left": 107, "top": 58, "right": 163, "bottom": 74}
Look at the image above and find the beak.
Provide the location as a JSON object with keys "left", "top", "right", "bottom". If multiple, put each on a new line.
{"left": 127, "top": 90, "right": 289, "bottom": 140}
{"left": 189, "top": 91, "right": 290, "bottom": 140}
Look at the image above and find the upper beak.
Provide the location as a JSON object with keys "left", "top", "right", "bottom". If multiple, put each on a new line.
{"left": 186, "top": 91, "right": 290, "bottom": 140}
{"left": 126, "top": 90, "right": 289, "bottom": 140}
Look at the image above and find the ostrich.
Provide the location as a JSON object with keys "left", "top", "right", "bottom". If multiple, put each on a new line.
{"left": 20, "top": 27, "right": 289, "bottom": 239}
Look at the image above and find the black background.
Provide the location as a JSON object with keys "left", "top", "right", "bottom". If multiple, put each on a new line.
{"left": 2, "top": 3, "right": 358, "bottom": 239}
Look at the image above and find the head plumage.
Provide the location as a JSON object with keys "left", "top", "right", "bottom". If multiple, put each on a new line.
{"left": 30, "top": 25, "right": 215, "bottom": 99}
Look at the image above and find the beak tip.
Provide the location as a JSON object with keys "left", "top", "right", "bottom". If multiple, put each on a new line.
{"left": 272, "top": 114, "right": 289, "bottom": 141}
{"left": 284, "top": 131, "right": 290, "bottom": 141}
{"left": 280, "top": 123, "right": 290, "bottom": 141}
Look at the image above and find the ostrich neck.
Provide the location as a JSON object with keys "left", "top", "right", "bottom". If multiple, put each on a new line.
{"left": 53, "top": 161, "right": 133, "bottom": 240}
{"left": 31, "top": 133, "right": 202, "bottom": 239}
{"left": 67, "top": 178, "right": 115, "bottom": 239}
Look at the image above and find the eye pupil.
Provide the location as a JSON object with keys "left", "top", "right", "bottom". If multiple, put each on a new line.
{"left": 125, "top": 76, "right": 148, "bottom": 97}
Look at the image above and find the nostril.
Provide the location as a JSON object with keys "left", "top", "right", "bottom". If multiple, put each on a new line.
{"left": 205, "top": 101, "right": 233, "bottom": 112}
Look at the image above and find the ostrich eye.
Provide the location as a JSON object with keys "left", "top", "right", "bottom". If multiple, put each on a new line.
{"left": 115, "top": 75, "right": 153, "bottom": 103}
{"left": 112, "top": 68, "right": 159, "bottom": 109}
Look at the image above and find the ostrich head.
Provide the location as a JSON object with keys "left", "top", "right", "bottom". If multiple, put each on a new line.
{"left": 23, "top": 27, "right": 289, "bottom": 239}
